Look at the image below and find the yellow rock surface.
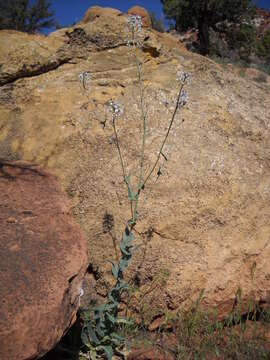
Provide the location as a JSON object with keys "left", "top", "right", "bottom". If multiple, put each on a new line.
{"left": 0, "top": 7, "right": 270, "bottom": 321}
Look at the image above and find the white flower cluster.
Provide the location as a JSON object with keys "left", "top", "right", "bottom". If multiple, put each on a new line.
{"left": 178, "top": 90, "right": 188, "bottom": 107}
{"left": 177, "top": 71, "right": 191, "bottom": 85}
{"left": 108, "top": 100, "right": 123, "bottom": 117}
{"left": 126, "top": 15, "right": 143, "bottom": 47}
{"left": 78, "top": 71, "right": 91, "bottom": 88}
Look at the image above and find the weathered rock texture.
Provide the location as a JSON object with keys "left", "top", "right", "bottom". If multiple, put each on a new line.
{"left": 0, "top": 160, "right": 87, "bottom": 360}
{"left": 127, "top": 6, "right": 152, "bottom": 28}
{"left": 81, "top": 6, "right": 122, "bottom": 24}
{"left": 0, "top": 6, "right": 270, "bottom": 328}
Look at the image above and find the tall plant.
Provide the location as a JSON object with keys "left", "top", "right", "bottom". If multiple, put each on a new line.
{"left": 80, "top": 14, "right": 191, "bottom": 360}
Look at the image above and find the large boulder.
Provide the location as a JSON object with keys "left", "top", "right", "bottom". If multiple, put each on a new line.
{"left": 81, "top": 6, "right": 122, "bottom": 24}
{"left": 127, "top": 6, "right": 152, "bottom": 28}
{"left": 0, "top": 8, "right": 270, "bottom": 328}
{"left": 0, "top": 160, "right": 88, "bottom": 360}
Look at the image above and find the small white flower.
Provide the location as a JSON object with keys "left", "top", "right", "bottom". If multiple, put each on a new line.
{"left": 178, "top": 90, "right": 188, "bottom": 106}
{"left": 177, "top": 71, "right": 191, "bottom": 85}
{"left": 78, "top": 71, "right": 91, "bottom": 89}
{"left": 126, "top": 15, "right": 143, "bottom": 48}
{"left": 108, "top": 100, "right": 123, "bottom": 117}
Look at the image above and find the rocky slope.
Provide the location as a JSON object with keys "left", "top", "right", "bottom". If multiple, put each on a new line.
{"left": 0, "top": 6, "right": 270, "bottom": 328}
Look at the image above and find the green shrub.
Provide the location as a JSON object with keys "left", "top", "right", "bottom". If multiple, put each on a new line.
{"left": 149, "top": 11, "right": 165, "bottom": 33}
{"left": 0, "top": 0, "right": 55, "bottom": 33}
{"left": 256, "top": 29, "right": 270, "bottom": 60}
{"left": 226, "top": 24, "right": 257, "bottom": 61}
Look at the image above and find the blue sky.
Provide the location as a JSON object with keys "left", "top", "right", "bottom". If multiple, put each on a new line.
{"left": 50, "top": 0, "right": 270, "bottom": 28}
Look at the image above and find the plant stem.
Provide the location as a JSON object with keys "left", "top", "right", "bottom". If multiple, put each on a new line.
{"left": 142, "top": 83, "right": 185, "bottom": 188}
{"left": 112, "top": 116, "right": 134, "bottom": 219}
{"left": 132, "top": 46, "right": 147, "bottom": 224}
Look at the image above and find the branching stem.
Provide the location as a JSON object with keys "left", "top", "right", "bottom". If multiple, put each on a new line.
{"left": 132, "top": 45, "right": 147, "bottom": 225}
{"left": 142, "top": 82, "right": 185, "bottom": 188}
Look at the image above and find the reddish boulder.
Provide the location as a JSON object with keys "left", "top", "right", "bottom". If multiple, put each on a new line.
{"left": 0, "top": 160, "right": 88, "bottom": 360}
{"left": 127, "top": 6, "right": 152, "bottom": 28}
{"left": 81, "top": 6, "right": 122, "bottom": 24}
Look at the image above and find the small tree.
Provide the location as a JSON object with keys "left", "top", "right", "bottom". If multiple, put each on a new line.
{"left": 161, "top": 0, "right": 256, "bottom": 55}
{"left": 226, "top": 23, "right": 257, "bottom": 61}
{"left": 149, "top": 11, "right": 165, "bottom": 33}
{"left": 0, "top": 0, "right": 55, "bottom": 33}
{"left": 257, "top": 29, "right": 270, "bottom": 61}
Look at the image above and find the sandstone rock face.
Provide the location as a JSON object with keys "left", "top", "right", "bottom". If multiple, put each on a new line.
{"left": 127, "top": 6, "right": 152, "bottom": 28}
{"left": 81, "top": 6, "right": 122, "bottom": 24}
{"left": 0, "top": 30, "right": 71, "bottom": 86}
{"left": 0, "top": 6, "right": 270, "bottom": 328}
{"left": 0, "top": 160, "right": 87, "bottom": 360}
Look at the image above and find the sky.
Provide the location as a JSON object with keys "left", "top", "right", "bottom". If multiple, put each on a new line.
{"left": 49, "top": 0, "right": 270, "bottom": 29}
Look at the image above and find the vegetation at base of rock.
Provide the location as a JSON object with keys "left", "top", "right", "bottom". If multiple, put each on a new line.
{"left": 161, "top": 0, "right": 256, "bottom": 55}
{"left": 40, "top": 292, "right": 270, "bottom": 360}
{"left": 80, "top": 226, "right": 135, "bottom": 359}
{"left": 0, "top": 0, "right": 55, "bottom": 33}
{"left": 116, "top": 290, "right": 270, "bottom": 360}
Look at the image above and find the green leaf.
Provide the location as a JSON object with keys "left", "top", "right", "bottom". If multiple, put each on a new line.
{"left": 106, "top": 312, "right": 116, "bottom": 324}
{"left": 119, "top": 258, "right": 130, "bottom": 270}
{"left": 120, "top": 241, "right": 130, "bottom": 256}
{"left": 123, "top": 228, "right": 134, "bottom": 246}
{"left": 86, "top": 323, "right": 99, "bottom": 346}
{"left": 100, "top": 345, "right": 113, "bottom": 360}
{"left": 128, "top": 186, "right": 135, "bottom": 201}
{"left": 110, "top": 332, "right": 125, "bottom": 342}
{"left": 125, "top": 176, "right": 135, "bottom": 201}
{"left": 110, "top": 262, "right": 119, "bottom": 279}
{"left": 108, "top": 291, "right": 119, "bottom": 306}
{"left": 90, "top": 349, "right": 97, "bottom": 360}
{"left": 96, "top": 323, "right": 105, "bottom": 339}
{"left": 124, "top": 175, "right": 131, "bottom": 184}
{"left": 99, "top": 335, "right": 113, "bottom": 344}
{"left": 115, "top": 317, "right": 133, "bottom": 325}
{"left": 81, "top": 330, "right": 90, "bottom": 347}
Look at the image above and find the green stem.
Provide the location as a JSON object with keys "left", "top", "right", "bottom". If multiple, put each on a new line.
{"left": 142, "top": 83, "right": 185, "bottom": 188}
{"left": 112, "top": 116, "right": 134, "bottom": 219}
{"left": 132, "top": 46, "right": 147, "bottom": 225}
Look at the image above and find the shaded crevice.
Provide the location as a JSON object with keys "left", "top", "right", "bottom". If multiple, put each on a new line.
{"left": 0, "top": 159, "right": 46, "bottom": 179}
{"left": 0, "top": 57, "right": 71, "bottom": 86}
{"left": 68, "top": 274, "right": 77, "bottom": 284}
{"left": 40, "top": 314, "right": 82, "bottom": 360}
{"left": 86, "top": 263, "right": 101, "bottom": 281}
{"left": 142, "top": 45, "right": 160, "bottom": 58}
